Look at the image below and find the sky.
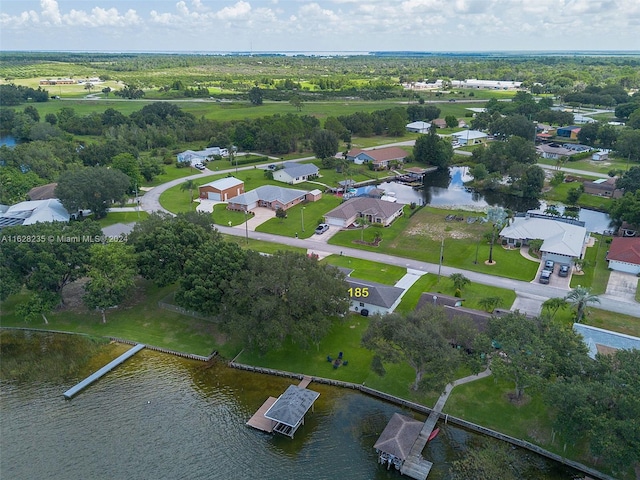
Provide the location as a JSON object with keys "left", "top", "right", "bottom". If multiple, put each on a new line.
{"left": 1, "top": 0, "right": 639, "bottom": 53}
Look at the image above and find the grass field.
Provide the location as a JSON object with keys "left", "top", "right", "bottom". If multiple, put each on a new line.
{"left": 97, "top": 211, "right": 149, "bottom": 228}
{"left": 543, "top": 180, "right": 613, "bottom": 211}
{"left": 321, "top": 255, "right": 407, "bottom": 285}
{"left": 569, "top": 234, "right": 611, "bottom": 293}
{"left": 538, "top": 156, "right": 635, "bottom": 175}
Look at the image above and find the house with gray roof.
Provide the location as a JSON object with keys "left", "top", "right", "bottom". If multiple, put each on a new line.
{"left": 499, "top": 215, "right": 589, "bottom": 265}
{"left": 263, "top": 385, "right": 320, "bottom": 438}
{"left": 273, "top": 162, "right": 319, "bottom": 185}
{"left": 324, "top": 197, "right": 404, "bottom": 228}
{"left": 406, "top": 121, "right": 431, "bottom": 133}
{"left": 451, "top": 130, "right": 488, "bottom": 145}
{"left": 198, "top": 177, "right": 244, "bottom": 201}
{"left": 346, "top": 277, "right": 404, "bottom": 315}
{"left": 226, "top": 185, "right": 310, "bottom": 212}
{"left": 0, "top": 199, "right": 71, "bottom": 230}
{"left": 176, "top": 146, "right": 228, "bottom": 165}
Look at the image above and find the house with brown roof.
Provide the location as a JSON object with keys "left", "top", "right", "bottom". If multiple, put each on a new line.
{"left": 583, "top": 177, "right": 624, "bottom": 199}
{"left": 606, "top": 237, "right": 640, "bottom": 274}
{"left": 323, "top": 197, "right": 404, "bottom": 228}
{"left": 346, "top": 147, "right": 408, "bottom": 170}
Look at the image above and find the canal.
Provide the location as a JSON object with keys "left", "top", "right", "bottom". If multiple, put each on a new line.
{"left": 0, "top": 332, "right": 579, "bottom": 479}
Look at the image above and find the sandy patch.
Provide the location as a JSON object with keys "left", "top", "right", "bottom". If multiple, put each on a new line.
{"left": 406, "top": 222, "right": 477, "bottom": 240}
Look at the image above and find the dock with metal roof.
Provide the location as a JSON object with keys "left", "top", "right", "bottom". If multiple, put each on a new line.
{"left": 246, "top": 376, "right": 318, "bottom": 438}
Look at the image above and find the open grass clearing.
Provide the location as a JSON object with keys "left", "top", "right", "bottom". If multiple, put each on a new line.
{"left": 543, "top": 180, "right": 612, "bottom": 211}
{"left": 321, "top": 255, "right": 406, "bottom": 285}
{"left": 256, "top": 196, "right": 343, "bottom": 239}
{"left": 329, "top": 206, "right": 540, "bottom": 281}
{"left": 97, "top": 211, "right": 148, "bottom": 228}
{"left": 569, "top": 234, "right": 610, "bottom": 293}
{"left": 537, "top": 156, "right": 634, "bottom": 175}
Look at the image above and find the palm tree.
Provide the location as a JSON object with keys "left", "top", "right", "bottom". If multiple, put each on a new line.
{"left": 478, "top": 296, "right": 503, "bottom": 313}
{"left": 449, "top": 273, "right": 470, "bottom": 292}
{"left": 180, "top": 179, "right": 196, "bottom": 203}
{"left": 565, "top": 286, "right": 600, "bottom": 323}
{"left": 541, "top": 297, "right": 567, "bottom": 319}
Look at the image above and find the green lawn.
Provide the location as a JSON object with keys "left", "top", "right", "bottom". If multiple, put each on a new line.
{"left": 543, "top": 181, "right": 612, "bottom": 211}
{"left": 0, "top": 282, "right": 230, "bottom": 357}
{"left": 537, "top": 156, "right": 634, "bottom": 175}
{"left": 569, "top": 234, "right": 611, "bottom": 293}
{"left": 321, "top": 255, "right": 406, "bottom": 285}
{"left": 142, "top": 164, "right": 197, "bottom": 187}
{"left": 256, "top": 196, "right": 342, "bottom": 239}
{"left": 97, "top": 211, "right": 149, "bottom": 228}
{"left": 329, "top": 206, "right": 540, "bottom": 281}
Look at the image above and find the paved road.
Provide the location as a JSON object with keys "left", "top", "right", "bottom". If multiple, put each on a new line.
{"left": 137, "top": 148, "right": 638, "bottom": 318}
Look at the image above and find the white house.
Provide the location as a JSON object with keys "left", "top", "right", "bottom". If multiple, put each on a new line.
{"left": 0, "top": 199, "right": 71, "bottom": 230}
{"left": 405, "top": 121, "right": 431, "bottom": 134}
{"left": 345, "top": 277, "right": 404, "bottom": 315}
{"left": 177, "top": 147, "right": 228, "bottom": 165}
{"left": 499, "top": 215, "right": 589, "bottom": 265}
{"left": 451, "top": 130, "right": 488, "bottom": 146}
{"left": 272, "top": 162, "right": 319, "bottom": 185}
{"left": 606, "top": 237, "right": 640, "bottom": 275}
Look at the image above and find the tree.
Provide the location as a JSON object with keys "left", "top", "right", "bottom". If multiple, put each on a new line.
{"left": 444, "top": 114, "right": 458, "bottom": 128}
{"left": 564, "top": 286, "right": 600, "bottom": 323}
{"left": 615, "top": 165, "right": 640, "bottom": 192}
{"left": 311, "top": 128, "right": 339, "bottom": 160}
{"left": 609, "top": 190, "right": 640, "bottom": 229}
{"left": 180, "top": 179, "right": 197, "bottom": 203}
{"left": 413, "top": 125, "right": 453, "bottom": 170}
{"left": 546, "top": 349, "right": 640, "bottom": 471}
{"left": 23, "top": 105, "right": 40, "bottom": 122}
{"left": 470, "top": 163, "right": 488, "bottom": 181}
{"left": 565, "top": 185, "right": 583, "bottom": 206}
{"left": 221, "top": 251, "right": 349, "bottom": 353}
{"left": 55, "top": 167, "right": 130, "bottom": 219}
{"left": 616, "top": 129, "right": 640, "bottom": 162}
{"left": 83, "top": 242, "right": 136, "bottom": 323}
{"left": 111, "top": 153, "right": 142, "bottom": 193}
{"left": 449, "top": 273, "right": 470, "bottom": 292}
{"left": 577, "top": 122, "right": 599, "bottom": 146}
{"left": 362, "top": 305, "right": 466, "bottom": 392}
{"left": 248, "top": 87, "right": 263, "bottom": 105}
{"left": 541, "top": 297, "right": 567, "bottom": 319}
{"left": 128, "top": 212, "right": 220, "bottom": 287}
{"left": 597, "top": 124, "right": 618, "bottom": 148}
{"left": 275, "top": 208, "right": 287, "bottom": 221}
{"left": 102, "top": 87, "right": 112, "bottom": 97}
{"left": 15, "top": 291, "right": 60, "bottom": 325}
{"left": 289, "top": 94, "right": 303, "bottom": 111}
{"left": 0, "top": 221, "right": 102, "bottom": 299}
{"left": 478, "top": 296, "right": 503, "bottom": 312}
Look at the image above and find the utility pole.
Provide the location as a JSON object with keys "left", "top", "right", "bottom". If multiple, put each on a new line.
{"left": 437, "top": 237, "right": 444, "bottom": 281}
{"left": 244, "top": 210, "right": 249, "bottom": 245}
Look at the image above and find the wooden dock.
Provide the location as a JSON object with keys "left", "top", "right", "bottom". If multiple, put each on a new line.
{"left": 298, "top": 375, "right": 312, "bottom": 389}
{"left": 399, "top": 410, "right": 438, "bottom": 479}
{"left": 246, "top": 396, "right": 277, "bottom": 433}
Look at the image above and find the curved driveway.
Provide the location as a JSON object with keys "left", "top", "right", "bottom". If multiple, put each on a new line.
{"left": 138, "top": 154, "right": 638, "bottom": 319}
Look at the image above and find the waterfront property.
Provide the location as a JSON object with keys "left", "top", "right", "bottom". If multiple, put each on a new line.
{"left": 583, "top": 178, "right": 624, "bottom": 199}
{"left": 345, "top": 277, "right": 404, "bottom": 315}
{"left": 499, "top": 214, "right": 589, "bottom": 266}
{"left": 346, "top": 146, "right": 408, "bottom": 169}
{"left": 323, "top": 197, "right": 404, "bottom": 228}
{"left": 374, "top": 413, "right": 424, "bottom": 471}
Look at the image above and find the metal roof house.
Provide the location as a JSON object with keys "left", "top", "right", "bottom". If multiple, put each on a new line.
{"left": 176, "top": 146, "right": 228, "bottom": 165}
{"left": 573, "top": 324, "right": 640, "bottom": 359}
{"left": 263, "top": 385, "right": 320, "bottom": 438}
{"left": 226, "top": 185, "right": 310, "bottom": 212}
{"left": 0, "top": 199, "right": 70, "bottom": 230}
{"left": 198, "top": 177, "right": 245, "bottom": 201}
{"left": 499, "top": 215, "right": 589, "bottom": 264}
{"left": 273, "top": 162, "right": 319, "bottom": 185}
{"left": 451, "top": 130, "right": 488, "bottom": 145}
{"left": 406, "top": 121, "right": 431, "bottom": 134}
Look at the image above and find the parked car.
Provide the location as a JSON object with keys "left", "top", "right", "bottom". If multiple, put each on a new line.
{"left": 558, "top": 264, "right": 570, "bottom": 277}
{"left": 544, "top": 259, "right": 555, "bottom": 272}
{"left": 267, "top": 164, "right": 277, "bottom": 171}
{"left": 539, "top": 270, "right": 552, "bottom": 284}
{"left": 315, "top": 223, "right": 330, "bottom": 235}
{"left": 194, "top": 162, "right": 205, "bottom": 170}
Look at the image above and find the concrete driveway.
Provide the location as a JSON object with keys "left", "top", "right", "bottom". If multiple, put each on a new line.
{"left": 241, "top": 207, "right": 275, "bottom": 231}
{"left": 532, "top": 261, "right": 572, "bottom": 290}
{"left": 605, "top": 271, "right": 639, "bottom": 301}
{"left": 305, "top": 225, "right": 341, "bottom": 244}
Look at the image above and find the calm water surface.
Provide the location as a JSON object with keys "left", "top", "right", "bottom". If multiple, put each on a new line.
{"left": 1, "top": 345, "right": 578, "bottom": 480}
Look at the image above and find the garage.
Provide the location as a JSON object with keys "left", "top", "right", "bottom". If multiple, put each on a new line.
{"left": 207, "top": 192, "right": 221, "bottom": 201}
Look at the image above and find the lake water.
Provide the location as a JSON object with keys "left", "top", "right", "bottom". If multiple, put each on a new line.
{"left": 0, "top": 335, "right": 579, "bottom": 480}
{"left": 378, "top": 166, "right": 612, "bottom": 233}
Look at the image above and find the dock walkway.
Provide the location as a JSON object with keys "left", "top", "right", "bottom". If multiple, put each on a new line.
{"left": 397, "top": 367, "right": 492, "bottom": 479}
{"left": 63, "top": 343, "right": 145, "bottom": 399}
